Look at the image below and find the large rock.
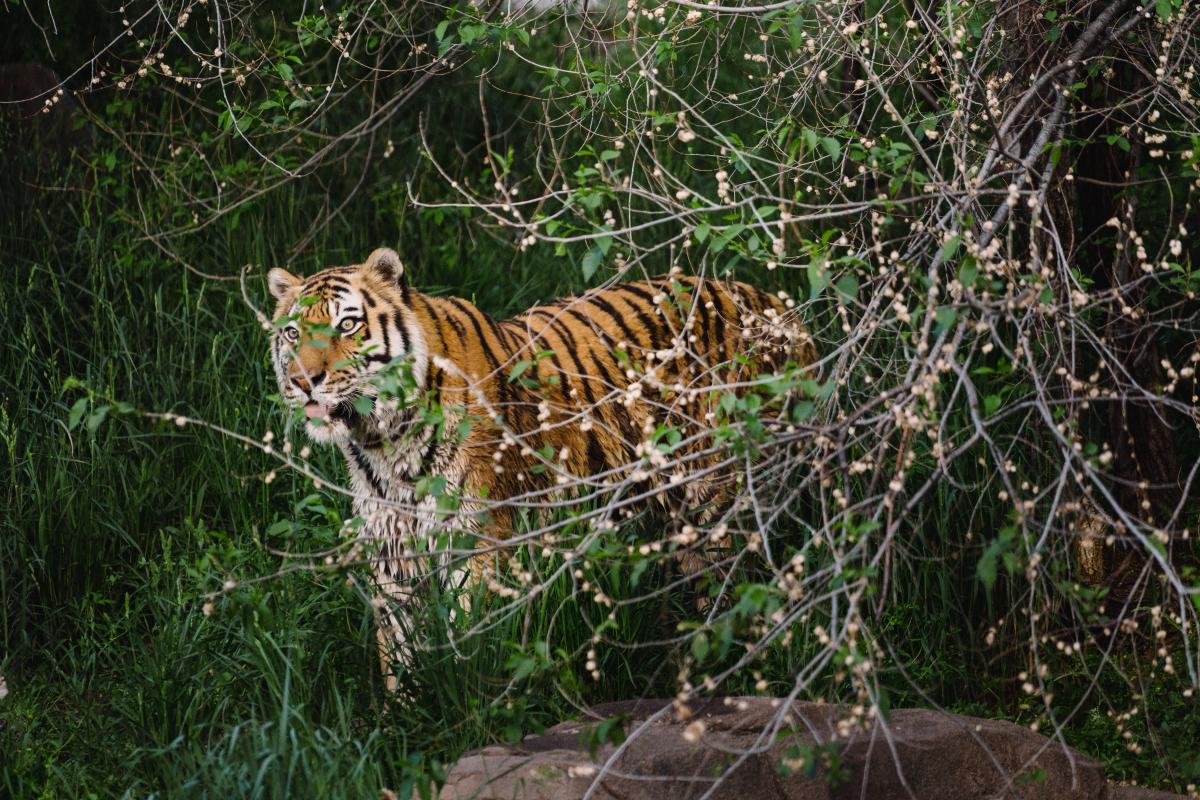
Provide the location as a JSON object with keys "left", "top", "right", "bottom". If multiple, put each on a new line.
{"left": 440, "top": 697, "right": 1183, "bottom": 800}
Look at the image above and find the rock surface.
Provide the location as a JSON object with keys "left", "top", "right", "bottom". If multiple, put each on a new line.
{"left": 440, "top": 697, "right": 1184, "bottom": 800}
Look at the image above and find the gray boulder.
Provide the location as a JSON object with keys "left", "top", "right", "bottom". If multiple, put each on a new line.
{"left": 439, "top": 697, "right": 1183, "bottom": 800}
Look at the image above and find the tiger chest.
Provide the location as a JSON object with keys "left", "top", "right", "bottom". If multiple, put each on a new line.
{"left": 340, "top": 431, "right": 472, "bottom": 587}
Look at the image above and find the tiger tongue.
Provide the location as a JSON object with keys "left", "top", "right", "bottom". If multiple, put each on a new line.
{"left": 304, "top": 402, "right": 329, "bottom": 419}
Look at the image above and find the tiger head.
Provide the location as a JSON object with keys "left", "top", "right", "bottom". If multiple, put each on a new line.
{"left": 267, "top": 248, "right": 427, "bottom": 444}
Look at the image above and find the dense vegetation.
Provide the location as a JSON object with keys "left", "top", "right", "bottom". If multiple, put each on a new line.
{"left": 3, "top": 0, "right": 1200, "bottom": 796}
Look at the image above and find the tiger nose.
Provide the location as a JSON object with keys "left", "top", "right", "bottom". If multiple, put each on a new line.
{"left": 290, "top": 371, "right": 325, "bottom": 393}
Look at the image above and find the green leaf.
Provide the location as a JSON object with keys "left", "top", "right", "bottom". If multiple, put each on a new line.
{"left": 458, "top": 23, "right": 485, "bottom": 44}
{"left": 510, "top": 655, "right": 537, "bottom": 681}
{"left": 508, "top": 359, "right": 533, "bottom": 383}
{"left": 68, "top": 398, "right": 89, "bottom": 430}
{"left": 690, "top": 632, "right": 709, "bottom": 662}
{"left": 802, "top": 127, "right": 818, "bottom": 153}
{"left": 581, "top": 715, "right": 629, "bottom": 759}
{"left": 630, "top": 558, "right": 651, "bottom": 587}
{"left": 415, "top": 475, "right": 447, "bottom": 500}
{"left": 983, "top": 394, "right": 1001, "bottom": 417}
{"left": 577, "top": 191, "right": 603, "bottom": 211}
{"left": 940, "top": 235, "right": 961, "bottom": 261}
{"left": 710, "top": 223, "right": 746, "bottom": 254}
{"left": 694, "top": 223, "right": 711, "bottom": 243}
{"left": 435, "top": 20, "right": 451, "bottom": 41}
{"left": 834, "top": 274, "right": 859, "bottom": 301}
{"left": 790, "top": 400, "right": 815, "bottom": 423}
{"left": 599, "top": 149, "right": 620, "bottom": 161}
{"left": 581, "top": 247, "right": 604, "bottom": 280}
{"left": 821, "top": 136, "right": 841, "bottom": 161}
{"left": 977, "top": 549, "right": 996, "bottom": 590}
{"left": 1157, "top": 0, "right": 1172, "bottom": 21}
{"left": 957, "top": 257, "right": 979, "bottom": 288}
{"left": 353, "top": 396, "right": 375, "bottom": 416}
{"left": 86, "top": 405, "right": 110, "bottom": 434}
{"left": 976, "top": 527, "right": 1016, "bottom": 591}
{"left": 807, "top": 258, "right": 829, "bottom": 299}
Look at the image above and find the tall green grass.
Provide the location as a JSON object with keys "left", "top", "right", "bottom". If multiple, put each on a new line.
{"left": 0, "top": 147, "right": 693, "bottom": 796}
{"left": 3, "top": 136, "right": 1199, "bottom": 796}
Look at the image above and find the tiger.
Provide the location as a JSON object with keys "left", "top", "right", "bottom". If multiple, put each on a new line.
{"left": 267, "top": 247, "right": 817, "bottom": 690}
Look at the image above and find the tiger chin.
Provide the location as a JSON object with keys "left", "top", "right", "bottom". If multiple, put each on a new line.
{"left": 267, "top": 247, "right": 817, "bottom": 692}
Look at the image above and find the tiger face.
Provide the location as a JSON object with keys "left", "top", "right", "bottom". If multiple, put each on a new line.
{"left": 267, "top": 248, "right": 426, "bottom": 444}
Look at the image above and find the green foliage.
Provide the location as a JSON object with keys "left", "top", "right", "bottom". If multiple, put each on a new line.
{"left": 4, "top": 0, "right": 1200, "bottom": 796}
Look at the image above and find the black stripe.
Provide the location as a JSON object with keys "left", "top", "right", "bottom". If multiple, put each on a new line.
{"left": 450, "top": 299, "right": 503, "bottom": 368}
{"left": 609, "top": 292, "right": 660, "bottom": 348}
{"left": 392, "top": 310, "right": 410, "bottom": 354}
{"left": 448, "top": 297, "right": 510, "bottom": 359}
{"left": 587, "top": 436, "right": 607, "bottom": 476}
{"left": 377, "top": 309, "right": 392, "bottom": 356}
{"left": 360, "top": 288, "right": 377, "bottom": 308}
{"left": 582, "top": 296, "right": 640, "bottom": 348}
{"left": 617, "top": 281, "right": 656, "bottom": 304}
{"left": 533, "top": 311, "right": 597, "bottom": 407}
{"left": 561, "top": 307, "right": 625, "bottom": 385}
{"left": 709, "top": 285, "right": 730, "bottom": 360}
{"left": 616, "top": 284, "right": 667, "bottom": 345}
{"left": 483, "top": 309, "right": 516, "bottom": 354}
{"left": 347, "top": 442, "right": 386, "bottom": 497}
{"left": 561, "top": 307, "right": 614, "bottom": 348}
{"left": 563, "top": 308, "right": 628, "bottom": 395}
{"left": 441, "top": 299, "right": 469, "bottom": 341}
{"left": 418, "top": 296, "right": 451, "bottom": 354}
{"left": 315, "top": 277, "right": 351, "bottom": 291}
{"left": 451, "top": 298, "right": 509, "bottom": 413}
{"left": 419, "top": 428, "right": 438, "bottom": 462}
{"left": 693, "top": 279, "right": 713, "bottom": 357}
{"left": 499, "top": 319, "right": 525, "bottom": 352}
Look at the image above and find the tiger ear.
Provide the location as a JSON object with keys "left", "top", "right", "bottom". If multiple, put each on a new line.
{"left": 364, "top": 247, "right": 406, "bottom": 287}
{"left": 268, "top": 267, "right": 301, "bottom": 300}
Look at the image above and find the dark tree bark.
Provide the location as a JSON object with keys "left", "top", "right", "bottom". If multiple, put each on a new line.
{"left": 1074, "top": 64, "right": 1182, "bottom": 524}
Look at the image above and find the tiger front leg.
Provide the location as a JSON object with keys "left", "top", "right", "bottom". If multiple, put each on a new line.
{"left": 372, "top": 591, "right": 415, "bottom": 694}
{"left": 370, "top": 560, "right": 426, "bottom": 694}
{"left": 362, "top": 510, "right": 430, "bottom": 693}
